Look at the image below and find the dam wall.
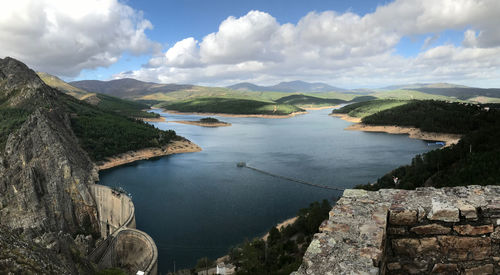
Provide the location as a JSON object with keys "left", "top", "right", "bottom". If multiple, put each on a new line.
{"left": 293, "top": 185, "right": 500, "bottom": 275}
{"left": 89, "top": 184, "right": 158, "bottom": 275}
{"left": 89, "top": 184, "right": 136, "bottom": 237}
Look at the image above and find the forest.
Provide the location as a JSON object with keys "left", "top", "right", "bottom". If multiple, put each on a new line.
{"left": 357, "top": 101, "right": 500, "bottom": 190}
{"left": 63, "top": 96, "right": 177, "bottom": 161}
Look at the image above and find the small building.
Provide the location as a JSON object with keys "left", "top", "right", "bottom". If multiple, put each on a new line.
{"left": 216, "top": 263, "right": 235, "bottom": 275}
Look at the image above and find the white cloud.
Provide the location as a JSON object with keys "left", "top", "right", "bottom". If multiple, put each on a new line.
{"left": 0, "top": 0, "right": 157, "bottom": 76}
{"left": 120, "top": 0, "right": 500, "bottom": 87}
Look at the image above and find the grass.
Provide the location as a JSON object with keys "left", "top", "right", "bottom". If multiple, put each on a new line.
{"left": 275, "top": 94, "right": 347, "bottom": 107}
{"left": 370, "top": 89, "right": 459, "bottom": 101}
{"left": 94, "top": 94, "right": 158, "bottom": 118}
{"left": 37, "top": 72, "right": 89, "bottom": 99}
{"left": 332, "top": 99, "right": 409, "bottom": 118}
{"left": 162, "top": 97, "right": 304, "bottom": 115}
{"left": 38, "top": 72, "right": 158, "bottom": 118}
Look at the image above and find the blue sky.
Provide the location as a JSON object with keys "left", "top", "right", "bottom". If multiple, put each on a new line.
{"left": 1, "top": 0, "right": 500, "bottom": 88}
{"left": 79, "top": 0, "right": 387, "bottom": 81}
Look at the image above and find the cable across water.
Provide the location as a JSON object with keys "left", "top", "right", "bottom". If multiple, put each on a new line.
{"left": 238, "top": 162, "right": 345, "bottom": 191}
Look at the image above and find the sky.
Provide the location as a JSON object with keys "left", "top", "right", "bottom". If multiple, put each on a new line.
{"left": 1, "top": 0, "right": 500, "bottom": 89}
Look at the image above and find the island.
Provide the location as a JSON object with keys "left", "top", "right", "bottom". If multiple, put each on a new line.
{"left": 170, "top": 117, "right": 231, "bottom": 127}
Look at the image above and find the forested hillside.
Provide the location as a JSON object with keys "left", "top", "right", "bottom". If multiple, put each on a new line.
{"left": 356, "top": 100, "right": 500, "bottom": 190}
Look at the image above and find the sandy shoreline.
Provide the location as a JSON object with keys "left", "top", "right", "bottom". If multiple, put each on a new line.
{"left": 162, "top": 109, "right": 307, "bottom": 119}
{"left": 262, "top": 216, "right": 298, "bottom": 241}
{"left": 302, "top": 105, "right": 340, "bottom": 110}
{"left": 346, "top": 124, "right": 462, "bottom": 147}
{"left": 97, "top": 139, "right": 202, "bottom": 170}
{"left": 140, "top": 116, "right": 166, "bottom": 122}
{"left": 329, "top": 113, "right": 362, "bottom": 123}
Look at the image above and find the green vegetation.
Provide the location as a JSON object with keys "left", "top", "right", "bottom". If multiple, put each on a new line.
{"left": 274, "top": 94, "right": 346, "bottom": 107}
{"left": 62, "top": 95, "right": 177, "bottom": 161}
{"left": 371, "top": 89, "right": 459, "bottom": 101}
{"left": 37, "top": 72, "right": 89, "bottom": 99}
{"left": 38, "top": 72, "right": 158, "bottom": 119}
{"left": 362, "top": 100, "right": 487, "bottom": 134}
{"left": 199, "top": 117, "right": 220, "bottom": 123}
{"left": 0, "top": 108, "right": 31, "bottom": 152}
{"left": 226, "top": 200, "right": 332, "bottom": 275}
{"left": 356, "top": 100, "right": 500, "bottom": 190}
{"left": 96, "top": 268, "right": 127, "bottom": 275}
{"left": 94, "top": 94, "right": 158, "bottom": 118}
{"left": 162, "top": 97, "right": 304, "bottom": 115}
{"left": 331, "top": 99, "right": 409, "bottom": 118}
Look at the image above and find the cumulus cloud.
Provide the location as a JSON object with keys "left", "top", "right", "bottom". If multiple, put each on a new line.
{"left": 0, "top": 0, "right": 158, "bottom": 76}
{"left": 120, "top": 0, "right": 500, "bottom": 87}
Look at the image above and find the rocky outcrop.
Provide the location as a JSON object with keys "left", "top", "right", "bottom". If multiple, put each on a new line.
{"left": 293, "top": 186, "right": 500, "bottom": 275}
{"left": 0, "top": 57, "right": 100, "bottom": 273}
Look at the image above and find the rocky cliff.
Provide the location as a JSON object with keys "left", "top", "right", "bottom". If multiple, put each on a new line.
{"left": 0, "top": 57, "right": 100, "bottom": 273}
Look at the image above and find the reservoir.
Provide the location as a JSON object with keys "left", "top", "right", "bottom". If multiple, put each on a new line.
{"left": 98, "top": 108, "right": 439, "bottom": 273}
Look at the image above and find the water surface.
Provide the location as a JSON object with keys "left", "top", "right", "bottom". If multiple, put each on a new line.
{"left": 99, "top": 108, "right": 439, "bottom": 273}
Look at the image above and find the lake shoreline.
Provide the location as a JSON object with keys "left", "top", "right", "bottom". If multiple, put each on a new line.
{"left": 262, "top": 216, "right": 298, "bottom": 241}
{"left": 162, "top": 109, "right": 307, "bottom": 119}
{"left": 170, "top": 120, "right": 231, "bottom": 127}
{"left": 97, "top": 139, "right": 202, "bottom": 170}
{"left": 302, "top": 105, "right": 340, "bottom": 110}
{"left": 331, "top": 113, "right": 462, "bottom": 146}
{"left": 346, "top": 124, "right": 462, "bottom": 147}
{"left": 141, "top": 116, "right": 166, "bottom": 122}
{"left": 329, "top": 113, "right": 361, "bottom": 123}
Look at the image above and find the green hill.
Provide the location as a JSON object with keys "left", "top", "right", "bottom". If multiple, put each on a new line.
{"left": 356, "top": 100, "right": 500, "bottom": 190}
{"left": 38, "top": 72, "right": 158, "bottom": 119}
{"left": 331, "top": 99, "right": 409, "bottom": 118}
{"left": 37, "top": 72, "right": 89, "bottom": 99}
{"left": 275, "top": 94, "right": 347, "bottom": 107}
{"left": 162, "top": 97, "right": 304, "bottom": 115}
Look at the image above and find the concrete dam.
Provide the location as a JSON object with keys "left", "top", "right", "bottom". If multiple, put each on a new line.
{"left": 88, "top": 184, "right": 158, "bottom": 275}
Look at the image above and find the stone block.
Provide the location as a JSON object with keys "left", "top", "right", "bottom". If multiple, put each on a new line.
{"left": 437, "top": 236, "right": 491, "bottom": 260}
{"left": 482, "top": 202, "right": 500, "bottom": 218}
{"left": 411, "top": 224, "right": 451, "bottom": 235}
{"left": 431, "top": 263, "right": 458, "bottom": 274}
{"left": 457, "top": 202, "right": 478, "bottom": 220}
{"left": 343, "top": 189, "right": 368, "bottom": 198}
{"left": 427, "top": 198, "right": 459, "bottom": 222}
{"left": 491, "top": 227, "right": 500, "bottom": 242}
{"left": 464, "top": 264, "right": 494, "bottom": 275}
{"left": 392, "top": 238, "right": 420, "bottom": 257}
{"left": 453, "top": 224, "right": 493, "bottom": 235}
{"left": 387, "top": 262, "right": 401, "bottom": 270}
{"left": 389, "top": 208, "right": 417, "bottom": 225}
{"left": 388, "top": 227, "right": 407, "bottom": 235}
{"left": 392, "top": 237, "right": 438, "bottom": 257}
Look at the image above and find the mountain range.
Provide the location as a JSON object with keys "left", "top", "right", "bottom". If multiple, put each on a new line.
{"left": 227, "top": 80, "right": 346, "bottom": 93}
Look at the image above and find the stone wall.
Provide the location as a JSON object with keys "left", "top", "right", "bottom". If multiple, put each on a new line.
{"left": 89, "top": 184, "right": 157, "bottom": 275}
{"left": 89, "top": 184, "right": 136, "bottom": 237}
{"left": 293, "top": 185, "right": 500, "bottom": 275}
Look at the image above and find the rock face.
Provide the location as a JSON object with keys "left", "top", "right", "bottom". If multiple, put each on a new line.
{"left": 0, "top": 57, "right": 99, "bottom": 273}
{"left": 293, "top": 186, "right": 500, "bottom": 275}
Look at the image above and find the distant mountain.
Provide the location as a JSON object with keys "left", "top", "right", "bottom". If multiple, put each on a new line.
{"left": 227, "top": 80, "right": 346, "bottom": 93}
{"left": 381, "top": 83, "right": 470, "bottom": 90}
{"left": 70, "top": 78, "right": 194, "bottom": 99}
{"left": 381, "top": 83, "right": 500, "bottom": 101}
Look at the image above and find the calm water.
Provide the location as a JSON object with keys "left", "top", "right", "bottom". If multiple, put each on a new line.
{"left": 98, "top": 108, "right": 439, "bottom": 273}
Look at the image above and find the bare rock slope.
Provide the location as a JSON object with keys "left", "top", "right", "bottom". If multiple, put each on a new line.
{"left": 0, "top": 57, "right": 99, "bottom": 273}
